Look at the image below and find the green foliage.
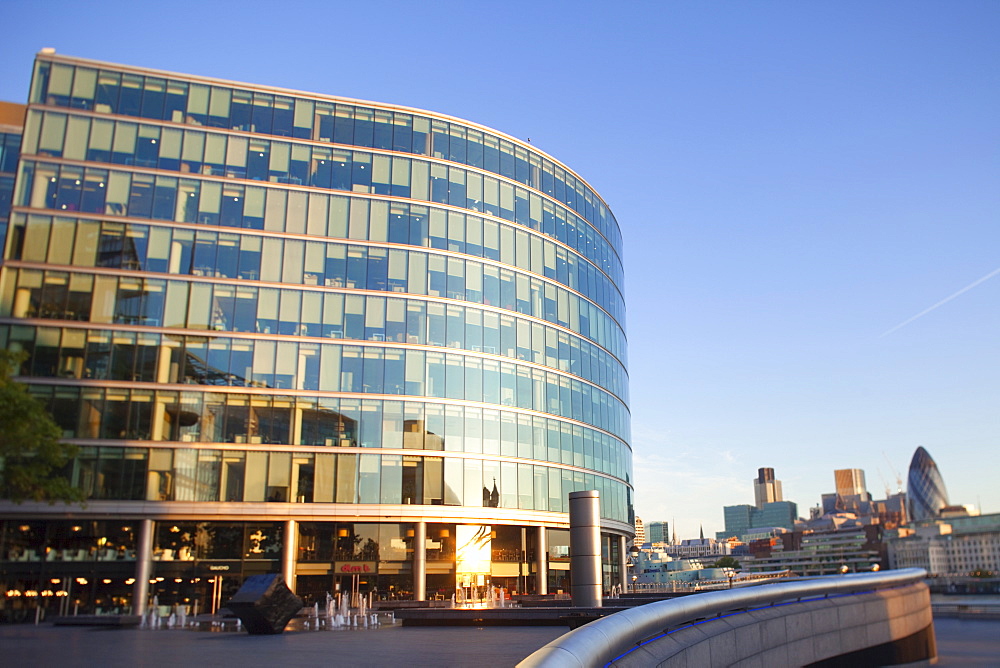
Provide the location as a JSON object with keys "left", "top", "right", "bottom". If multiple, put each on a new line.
{"left": 0, "top": 350, "right": 84, "bottom": 503}
{"left": 713, "top": 556, "right": 741, "bottom": 569}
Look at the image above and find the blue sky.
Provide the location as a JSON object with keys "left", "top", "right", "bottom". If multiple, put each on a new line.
{"left": 3, "top": 1, "right": 998, "bottom": 538}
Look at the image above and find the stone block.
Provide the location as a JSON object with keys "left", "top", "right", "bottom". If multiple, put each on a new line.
{"left": 706, "top": 629, "right": 739, "bottom": 666}
{"left": 865, "top": 619, "right": 891, "bottom": 646}
{"left": 785, "top": 638, "right": 819, "bottom": 666}
{"left": 679, "top": 636, "right": 711, "bottom": 668}
{"left": 837, "top": 600, "right": 869, "bottom": 628}
{"left": 730, "top": 655, "right": 763, "bottom": 668}
{"left": 812, "top": 629, "right": 849, "bottom": 661}
{"left": 809, "top": 606, "right": 839, "bottom": 633}
{"left": 866, "top": 599, "right": 891, "bottom": 627}
{"left": 756, "top": 644, "right": 789, "bottom": 667}
{"left": 612, "top": 633, "right": 684, "bottom": 667}
{"left": 658, "top": 649, "right": 688, "bottom": 668}
{"left": 610, "top": 643, "right": 664, "bottom": 668}
{"left": 784, "top": 610, "right": 814, "bottom": 641}
{"left": 760, "top": 617, "right": 787, "bottom": 648}
{"left": 670, "top": 622, "right": 712, "bottom": 647}
{"left": 733, "top": 621, "right": 763, "bottom": 657}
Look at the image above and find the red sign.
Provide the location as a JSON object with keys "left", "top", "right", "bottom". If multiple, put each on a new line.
{"left": 336, "top": 562, "right": 374, "bottom": 573}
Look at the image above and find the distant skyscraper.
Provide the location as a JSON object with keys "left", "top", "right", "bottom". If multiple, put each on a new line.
{"left": 907, "top": 447, "right": 949, "bottom": 521}
{"left": 753, "top": 467, "right": 783, "bottom": 509}
{"left": 647, "top": 521, "right": 668, "bottom": 544}
{"left": 720, "top": 501, "right": 798, "bottom": 539}
{"left": 834, "top": 469, "right": 868, "bottom": 498}
{"left": 634, "top": 516, "right": 646, "bottom": 545}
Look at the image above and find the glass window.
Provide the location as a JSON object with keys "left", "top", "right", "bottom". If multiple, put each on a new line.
{"left": 252, "top": 93, "right": 274, "bottom": 134}
{"left": 207, "top": 87, "right": 231, "bottom": 128}
{"left": 164, "top": 80, "right": 188, "bottom": 122}
{"left": 38, "top": 113, "right": 67, "bottom": 157}
{"left": 336, "top": 453, "right": 357, "bottom": 503}
{"left": 403, "top": 447, "right": 430, "bottom": 493}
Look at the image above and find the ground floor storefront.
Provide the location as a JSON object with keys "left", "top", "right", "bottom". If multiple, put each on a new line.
{"left": 1, "top": 518, "right": 625, "bottom": 621}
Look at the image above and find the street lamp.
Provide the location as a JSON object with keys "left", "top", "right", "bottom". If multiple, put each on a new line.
{"left": 627, "top": 545, "right": 640, "bottom": 592}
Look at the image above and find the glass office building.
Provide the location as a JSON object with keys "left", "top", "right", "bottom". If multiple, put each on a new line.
{"left": 907, "top": 447, "right": 948, "bottom": 522}
{"left": 0, "top": 52, "right": 632, "bottom": 617}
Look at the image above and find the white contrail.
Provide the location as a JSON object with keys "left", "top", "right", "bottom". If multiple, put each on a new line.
{"left": 880, "top": 266, "right": 1000, "bottom": 337}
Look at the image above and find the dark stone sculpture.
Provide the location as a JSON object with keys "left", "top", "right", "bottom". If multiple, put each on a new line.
{"left": 225, "top": 573, "right": 303, "bottom": 634}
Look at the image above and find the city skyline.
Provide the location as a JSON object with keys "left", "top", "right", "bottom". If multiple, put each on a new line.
{"left": 1, "top": 1, "right": 998, "bottom": 538}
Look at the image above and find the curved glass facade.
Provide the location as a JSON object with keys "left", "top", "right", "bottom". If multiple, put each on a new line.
{"left": 907, "top": 446, "right": 949, "bottom": 522}
{"left": 0, "top": 54, "right": 631, "bottom": 613}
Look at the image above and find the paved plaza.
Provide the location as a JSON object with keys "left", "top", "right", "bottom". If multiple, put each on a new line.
{"left": 1, "top": 617, "right": 997, "bottom": 667}
{"left": 0, "top": 623, "right": 567, "bottom": 668}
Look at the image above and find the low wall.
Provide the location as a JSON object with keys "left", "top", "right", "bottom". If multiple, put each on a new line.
{"left": 519, "top": 569, "right": 935, "bottom": 668}
{"left": 612, "top": 584, "right": 934, "bottom": 667}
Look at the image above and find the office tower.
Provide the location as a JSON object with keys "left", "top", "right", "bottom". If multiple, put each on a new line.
{"left": 753, "top": 467, "right": 783, "bottom": 509}
{"left": 721, "top": 501, "right": 798, "bottom": 539}
{"left": 834, "top": 469, "right": 868, "bottom": 498}
{"left": 907, "top": 447, "right": 949, "bottom": 522}
{"left": 634, "top": 517, "right": 646, "bottom": 545}
{"left": 647, "top": 521, "right": 668, "bottom": 544}
{"left": 0, "top": 51, "right": 632, "bottom": 612}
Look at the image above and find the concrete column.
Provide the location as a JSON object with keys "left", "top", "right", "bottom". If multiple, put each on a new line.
{"left": 132, "top": 518, "right": 154, "bottom": 615}
{"left": 282, "top": 519, "right": 297, "bottom": 592}
{"left": 413, "top": 521, "right": 426, "bottom": 601}
{"left": 536, "top": 525, "right": 548, "bottom": 595}
{"left": 569, "top": 490, "right": 602, "bottom": 608}
{"left": 13, "top": 288, "right": 31, "bottom": 318}
{"left": 291, "top": 405, "right": 303, "bottom": 446}
{"left": 618, "top": 534, "right": 628, "bottom": 593}
{"left": 150, "top": 345, "right": 174, "bottom": 442}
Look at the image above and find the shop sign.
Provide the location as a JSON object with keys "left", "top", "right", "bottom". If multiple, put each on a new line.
{"left": 198, "top": 562, "right": 238, "bottom": 575}
{"left": 335, "top": 562, "right": 376, "bottom": 573}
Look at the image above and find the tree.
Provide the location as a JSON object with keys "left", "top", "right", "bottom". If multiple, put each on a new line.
{"left": 0, "top": 350, "right": 83, "bottom": 503}
{"left": 713, "top": 556, "right": 741, "bottom": 570}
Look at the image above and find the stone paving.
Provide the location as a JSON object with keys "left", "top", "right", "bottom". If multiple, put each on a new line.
{"left": 0, "top": 623, "right": 567, "bottom": 668}
{"left": 0, "top": 616, "right": 997, "bottom": 667}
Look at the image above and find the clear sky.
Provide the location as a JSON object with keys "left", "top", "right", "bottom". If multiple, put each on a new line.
{"left": 3, "top": 1, "right": 998, "bottom": 539}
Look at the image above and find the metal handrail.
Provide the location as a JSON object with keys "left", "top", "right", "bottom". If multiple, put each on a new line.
{"left": 518, "top": 568, "right": 928, "bottom": 668}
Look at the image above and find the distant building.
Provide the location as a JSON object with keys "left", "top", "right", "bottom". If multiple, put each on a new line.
{"left": 819, "top": 492, "right": 908, "bottom": 530}
{"left": 634, "top": 516, "right": 646, "bottom": 545}
{"left": 745, "top": 525, "right": 884, "bottom": 576}
{"left": 907, "top": 447, "right": 949, "bottom": 521}
{"left": 632, "top": 549, "right": 715, "bottom": 586}
{"left": 720, "top": 501, "right": 798, "bottom": 540}
{"left": 666, "top": 537, "right": 732, "bottom": 560}
{"left": 753, "top": 467, "right": 783, "bottom": 509}
{"left": 887, "top": 513, "right": 1000, "bottom": 578}
{"left": 647, "top": 521, "right": 668, "bottom": 544}
{"left": 834, "top": 469, "right": 869, "bottom": 498}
